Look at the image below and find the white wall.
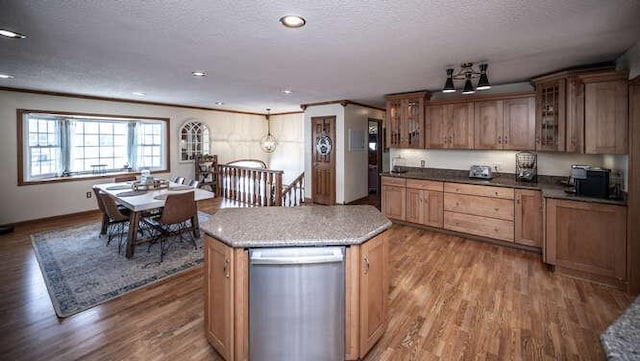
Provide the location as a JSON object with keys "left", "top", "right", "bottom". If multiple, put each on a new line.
{"left": 390, "top": 148, "right": 608, "bottom": 177}
{"left": 267, "top": 113, "right": 305, "bottom": 185}
{"left": 0, "top": 90, "right": 268, "bottom": 224}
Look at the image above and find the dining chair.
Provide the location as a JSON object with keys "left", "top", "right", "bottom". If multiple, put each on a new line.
{"left": 114, "top": 175, "right": 137, "bottom": 183}
{"left": 93, "top": 187, "right": 130, "bottom": 235}
{"left": 174, "top": 177, "right": 186, "bottom": 185}
{"left": 98, "top": 192, "right": 131, "bottom": 254}
{"left": 187, "top": 179, "right": 199, "bottom": 188}
{"left": 147, "top": 191, "right": 197, "bottom": 262}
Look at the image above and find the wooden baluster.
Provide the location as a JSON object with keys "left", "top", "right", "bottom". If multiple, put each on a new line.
{"left": 274, "top": 172, "right": 282, "bottom": 206}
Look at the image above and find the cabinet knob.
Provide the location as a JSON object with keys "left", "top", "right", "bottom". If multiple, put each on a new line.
{"left": 498, "top": 136, "right": 502, "bottom": 144}
{"left": 535, "top": 136, "right": 540, "bottom": 144}
{"left": 223, "top": 259, "right": 230, "bottom": 278}
{"left": 363, "top": 256, "right": 370, "bottom": 274}
{"left": 504, "top": 136, "right": 508, "bottom": 144}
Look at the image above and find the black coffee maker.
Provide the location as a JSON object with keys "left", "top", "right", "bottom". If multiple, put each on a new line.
{"left": 570, "top": 165, "right": 610, "bottom": 198}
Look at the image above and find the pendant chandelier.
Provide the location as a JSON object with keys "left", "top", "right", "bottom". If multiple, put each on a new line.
{"left": 260, "top": 108, "right": 278, "bottom": 153}
{"left": 442, "top": 63, "right": 491, "bottom": 94}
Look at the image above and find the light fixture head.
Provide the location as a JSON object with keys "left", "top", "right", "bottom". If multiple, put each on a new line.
{"left": 132, "top": 92, "right": 146, "bottom": 96}
{"left": 279, "top": 15, "right": 306, "bottom": 28}
{"left": 281, "top": 89, "right": 293, "bottom": 95}
{"left": 260, "top": 108, "right": 278, "bottom": 153}
{"left": 462, "top": 75, "right": 475, "bottom": 94}
{"left": 191, "top": 71, "right": 207, "bottom": 77}
{"left": 215, "top": 101, "right": 224, "bottom": 105}
{"left": 442, "top": 68, "right": 456, "bottom": 93}
{"left": 476, "top": 64, "right": 491, "bottom": 90}
{"left": 0, "top": 29, "right": 26, "bottom": 39}
{"left": 0, "top": 74, "right": 15, "bottom": 79}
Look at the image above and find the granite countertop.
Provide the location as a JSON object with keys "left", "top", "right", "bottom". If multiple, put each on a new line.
{"left": 382, "top": 167, "right": 626, "bottom": 206}
{"left": 601, "top": 295, "right": 640, "bottom": 360}
{"left": 201, "top": 205, "right": 392, "bottom": 248}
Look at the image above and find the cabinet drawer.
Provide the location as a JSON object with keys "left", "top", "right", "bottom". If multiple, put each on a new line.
{"left": 444, "top": 182, "right": 514, "bottom": 199}
{"left": 444, "top": 211, "right": 514, "bottom": 242}
{"left": 406, "top": 179, "right": 444, "bottom": 191}
{"left": 444, "top": 193, "right": 514, "bottom": 221}
{"left": 381, "top": 176, "right": 406, "bottom": 187}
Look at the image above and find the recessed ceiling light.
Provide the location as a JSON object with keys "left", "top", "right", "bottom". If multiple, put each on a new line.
{"left": 132, "top": 92, "right": 146, "bottom": 96}
{"left": 0, "top": 74, "right": 15, "bottom": 79}
{"left": 215, "top": 101, "right": 224, "bottom": 105}
{"left": 279, "top": 15, "right": 306, "bottom": 28}
{"left": 0, "top": 29, "right": 26, "bottom": 39}
{"left": 281, "top": 89, "right": 293, "bottom": 95}
{"left": 192, "top": 71, "right": 207, "bottom": 77}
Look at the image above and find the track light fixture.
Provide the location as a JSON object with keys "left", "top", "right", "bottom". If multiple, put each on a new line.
{"left": 442, "top": 63, "right": 491, "bottom": 94}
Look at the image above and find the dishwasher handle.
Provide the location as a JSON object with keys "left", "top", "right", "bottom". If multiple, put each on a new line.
{"left": 250, "top": 247, "right": 344, "bottom": 265}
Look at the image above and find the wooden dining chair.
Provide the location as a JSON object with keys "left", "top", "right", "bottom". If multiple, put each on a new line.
{"left": 98, "top": 192, "right": 131, "bottom": 254}
{"left": 147, "top": 191, "right": 197, "bottom": 262}
{"left": 93, "top": 187, "right": 130, "bottom": 235}
{"left": 114, "top": 175, "right": 137, "bottom": 183}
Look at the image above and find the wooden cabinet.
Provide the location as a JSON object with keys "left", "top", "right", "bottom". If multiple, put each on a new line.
{"left": 385, "top": 91, "right": 429, "bottom": 149}
{"left": 545, "top": 199, "right": 627, "bottom": 288}
{"left": 381, "top": 176, "right": 406, "bottom": 221}
{"left": 582, "top": 72, "right": 628, "bottom": 154}
{"left": 426, "top": 103, "right": 474, "bottom": 149}
{"left": 443, "top": 183, "right": 515, "bottom": 242}
{"left": 534, "top": 78, "right": 566, "bottom": 151}
{"left": 474, "top": 97, "right": 536, "bottom": 150}
{"left": 204, "top": 236, "right": 249, "bottom": 361}
{"left": 405, "top": 179, "right": 444, "bottom": 228}
{"left": 514, "top": 189, "right": 542, "bottom": 247}
{"left": 195, "top": 154, "right": 218, "bottom": 193}
{"left": 358, "top": 233, "right": 389, "bottom": 358}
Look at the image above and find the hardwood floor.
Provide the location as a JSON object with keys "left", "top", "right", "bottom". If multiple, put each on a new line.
{"left": 0, "top": 198, "right": 632, "bottom": 360}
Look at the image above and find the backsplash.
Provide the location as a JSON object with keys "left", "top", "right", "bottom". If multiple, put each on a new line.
{"left": 389, "top": 148, "right": 628, "bottom": 190}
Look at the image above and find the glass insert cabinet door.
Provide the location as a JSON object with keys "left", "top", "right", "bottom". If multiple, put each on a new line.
{"left": 180, "top": 121, "right": 210, "bottom": 161}
{"left": 384, "top": 91, "right": 427, "bottom": 149}
{"left": 535, "top": 79, "right": 565, "bottom": 151}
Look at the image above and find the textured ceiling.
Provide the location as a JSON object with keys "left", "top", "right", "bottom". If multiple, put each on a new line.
{"left": 1, "top": 0, "right": 640, "bottom": 113}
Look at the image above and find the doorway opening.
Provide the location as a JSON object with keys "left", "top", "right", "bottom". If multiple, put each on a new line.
{"left": 367, "top": 119, "right": 383, "bottom": 197}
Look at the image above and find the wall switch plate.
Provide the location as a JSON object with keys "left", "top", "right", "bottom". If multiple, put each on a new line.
{"left": 86, "top": 191, "right": 92, "bottom": 198}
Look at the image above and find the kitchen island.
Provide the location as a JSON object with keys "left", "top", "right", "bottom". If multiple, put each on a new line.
{"left": 200, "top": 205, "right": 392, "bottom": 361}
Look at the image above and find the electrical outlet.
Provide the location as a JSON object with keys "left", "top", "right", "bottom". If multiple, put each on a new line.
{"left": 493, "top": 162, "right": 502, "bottom": 172}
{"left": 86, "top": 191, "right": 92, "bottom": 199}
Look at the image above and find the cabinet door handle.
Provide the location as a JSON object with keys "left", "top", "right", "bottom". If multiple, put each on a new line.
{"left": 363, "top": 256, "right": 370, "bottom": 274}
{"left": 504, "top": 136, "right": 508, "bottom": 144}
{"left": 498, "top": 136, "right": 502, "bottom": 144}
{"left": 535, "top": 136, "right": 540, "bottom": 144}
{"left": 223, "top": 259, "right": 230, "bottom": 278}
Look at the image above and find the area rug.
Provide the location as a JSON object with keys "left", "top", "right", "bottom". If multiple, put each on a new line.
{"left": 31, "top": 212, "right": 211, "bottom": 318}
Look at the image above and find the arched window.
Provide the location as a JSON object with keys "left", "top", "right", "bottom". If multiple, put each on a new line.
{"left": 179, "top": 121, "right": 210, "bottom": 161}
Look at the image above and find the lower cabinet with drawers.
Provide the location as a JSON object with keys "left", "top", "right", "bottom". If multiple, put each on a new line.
{"left": 381, "top": 176, "right": 543, "bottom": 249}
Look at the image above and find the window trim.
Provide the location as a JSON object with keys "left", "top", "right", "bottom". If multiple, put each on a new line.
{"left": 179, "top": 120, "right": 211, "bottom": 163}
{"left": 17, "top": 109, "right": 171, "bottom": 186}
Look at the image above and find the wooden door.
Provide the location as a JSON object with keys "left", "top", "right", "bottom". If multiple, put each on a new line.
{"left": 359, "top": 233, "right": 389, "bottom": 358}
{"left": 535, "top": 79, "right": 566, "bottom": 151}
{"left": 426, "top": 104, "right": 446, "bottom": 148}
{"left": 565, "top": 75, "right": 585, "bottom": 153}
{"left": 423, "top": 190, "right": 444, "bottom": 228}
{"left": 474, "top": 100, "right": 504, "bottom": 149}
{"left": 503, "top": 97, "right": 536, "bottom": 150}
{"left": 385, "top": 99, "right": 402, "bottom": 148}
{"left": 403, "top": 97, "right": 425, "bottom": 148}
{"left": 514, "top": 189, "right": 542, "bottom": 247}
{"left": 381, "top": 185, "right": 406, "bottom": 221}
{"left": 447, "top": 103, "right": 474, "bottom": 149}
{"left": 204, "top": 235, "right": 234, "bottom": 361}
{"left": 546, "top": 199, "right": 627, "bottom": 284}
{"left": 584, "top": 79, "right": 628, "bottom": 154}
{"left": 311, "top": 116, "right": 336, "bottom": 205}
{"left": 405, "top": 188, "right": 422, "bottom": 224}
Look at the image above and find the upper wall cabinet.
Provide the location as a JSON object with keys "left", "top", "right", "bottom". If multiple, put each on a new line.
{"left": 385, "top": 91, "right": 430, "bottom": 149}
{"left": 426, "top": 102, "right": 474, "bottom": 149}
{"left": 532, "top": 68, "right": 628, "bottom": 154}
{"left": 580, "top": 71, "right": 628, "bottom": 154}
{"left": 474, "top": 95, "right": 536, "bottom": 150}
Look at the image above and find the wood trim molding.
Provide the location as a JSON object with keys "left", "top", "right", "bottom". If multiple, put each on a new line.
{"left": 300, "top": 99, "right": 385, "bottom": 112}
{"left": 427, "top": 91, "right": 536, "bottom": 105}
{"left": 628, "top": 79, "right": 640, "bottom": 295}
{"left": 384, "top": 90, "right": 431, "bottom": 101}
{"left": 630, "top": 75, "right": 640, "bottom": 85}
{"left": 0, "top": 86, "right": 267, "bottom": 116}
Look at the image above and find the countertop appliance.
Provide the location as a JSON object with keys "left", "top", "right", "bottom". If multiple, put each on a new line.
{"left": 469, "top": 165, "right": 493, "bottom": 179}
{"left": 571, "top": 165, "right": 610, "bottom": 198}
{"left": 515, "top": 151, "right": 537, "bottom": 182}
{"left": 249, "top": 247, "right": 345, "bottom": 361}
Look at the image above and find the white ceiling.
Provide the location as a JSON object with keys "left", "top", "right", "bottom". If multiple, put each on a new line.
{"left": 1, "top": 0, "right": 640, "bottom": 113}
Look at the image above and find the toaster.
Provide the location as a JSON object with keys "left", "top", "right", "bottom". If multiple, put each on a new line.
{"left": 469, "top": 165, "right": 493, "bottom": 179}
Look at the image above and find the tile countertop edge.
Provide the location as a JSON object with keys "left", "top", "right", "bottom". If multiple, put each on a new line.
{"left": 600, "top": 295, "right": 640, "bottom": 360}
{"left": 381, "top": 169, "right": 627, "bottom": 206}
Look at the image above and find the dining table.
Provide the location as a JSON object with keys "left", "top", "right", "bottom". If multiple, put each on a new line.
{"left": 93, "top": 181, "right": 215, "bottom": 258}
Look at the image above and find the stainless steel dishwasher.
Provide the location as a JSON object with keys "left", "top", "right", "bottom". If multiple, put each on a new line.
{"left": 249, "top": 246, "right": 345, "bottom": 361}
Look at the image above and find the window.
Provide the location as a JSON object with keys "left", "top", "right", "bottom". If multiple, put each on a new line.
{"left": 18, "top": 109, "right": 169, "bottom": 184}
{"left": 179, "top": 121, "right": 210, "bottom": 161}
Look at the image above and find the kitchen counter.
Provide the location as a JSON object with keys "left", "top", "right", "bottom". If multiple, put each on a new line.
{"left": 382, "top": 167, "right": 626, "bottom": 206}
{"left": 201, "top": 205, "right": 392, "bottom": 248}
{"left": 601, "top": 295, "right": 640, "bottom": 360}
